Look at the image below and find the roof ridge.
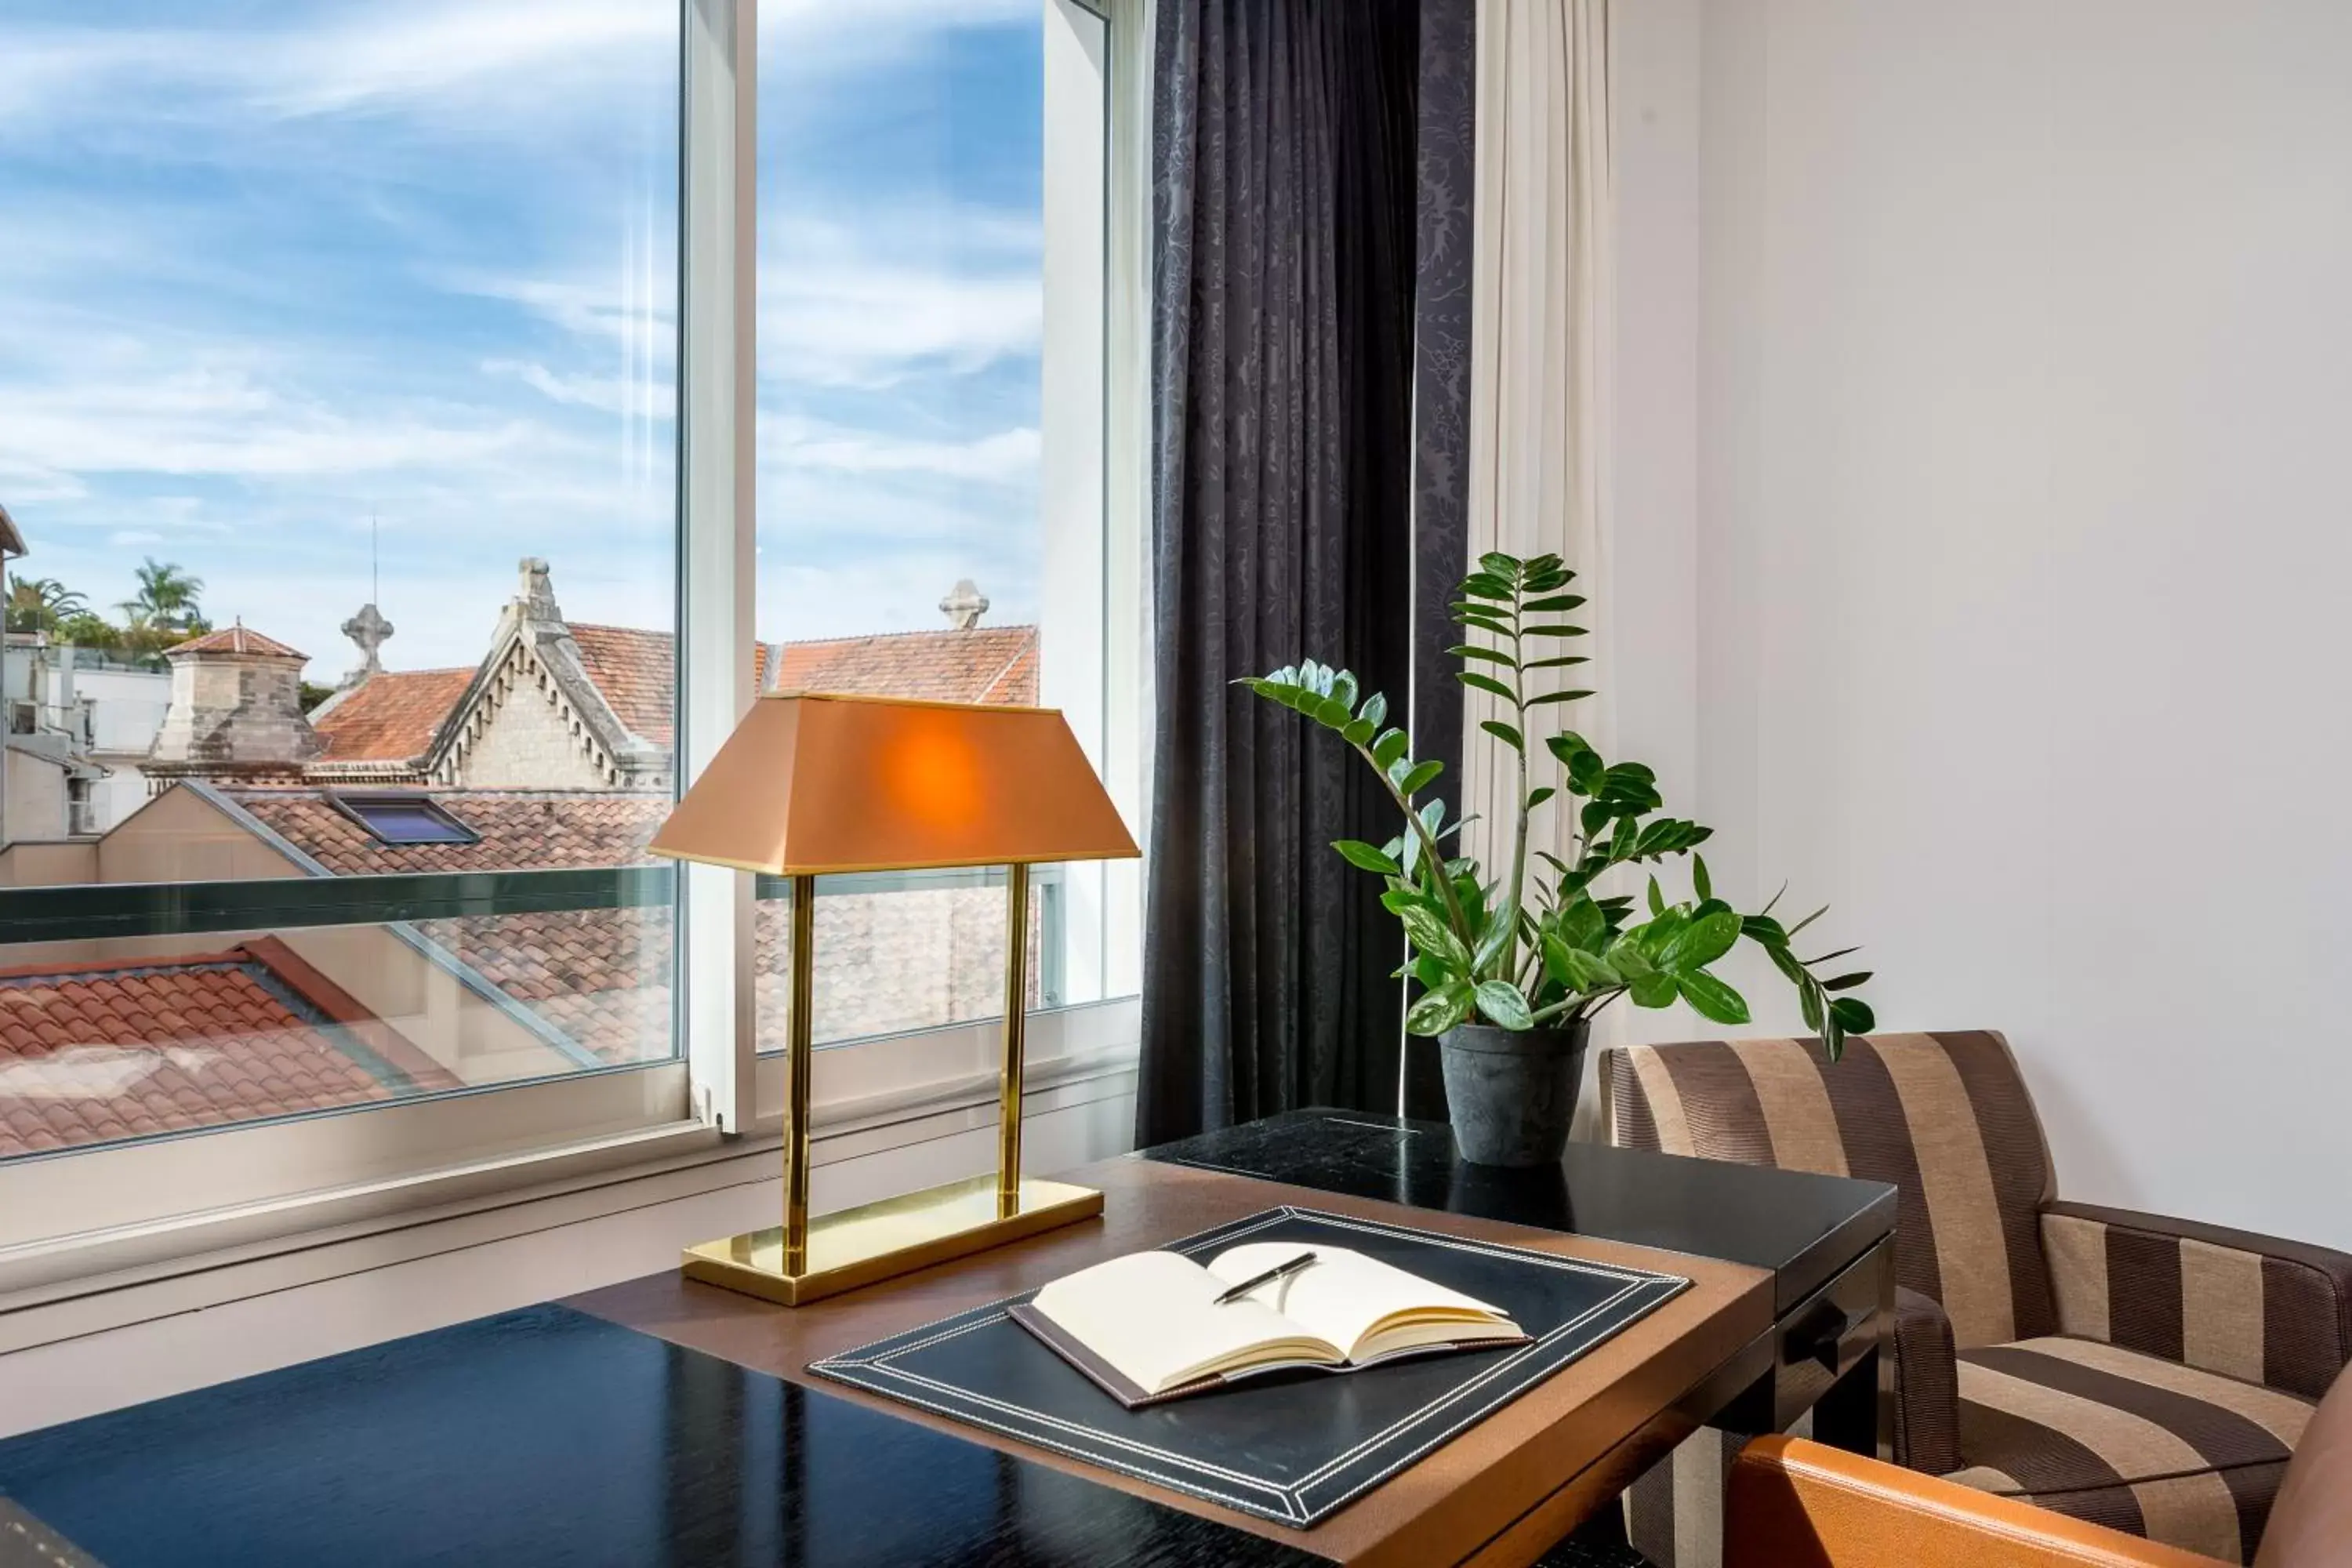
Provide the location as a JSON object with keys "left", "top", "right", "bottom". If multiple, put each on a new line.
{"left": 565, "top": 621, "right": 1038, "bottom": 648}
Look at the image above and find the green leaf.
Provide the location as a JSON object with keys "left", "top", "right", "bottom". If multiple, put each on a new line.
{"left": 1405, "top": 982, "right": 1475, "bottom": 1037}
{"left": 1693, "top": 855, "right": 1712, "bottom": 902}
{"left": 1766, "top": 944, "right": 1806, "bottom": 985}
{"left": 1525, "top": 689, "right": 1594, "bottom": 708}
{"left": 1328, "top": 670, "right": 1358, "bottom": 710}
{"left": 1413, "top": 952, "right": 1449, "bottom": 991}
{"left": 1822, "top": 971, "right": 1873, "bottom": 992}
{"left": 1472, "top": 914, "right": 1515, "bottom": 975}
{"left": 1676, "top": 971, "right": 1751, "bottom": 1025}
{"left": 1333, "top": 839, "right": 1404, "bottom": 877}
{"left": 1474, "top": 980, "right": 1535, "bottom": 1031}
{"left": 1526, "top": 786, "right": 1556, "bottom": 810}
{"left": 1559, "top": 947, "right": 1620, "bottom": 992}
{"left": 1478, "top": 552, "right": 1521, "bottom": 577}
{"left": 1799, "top": 980, "right": 1825, "bottom": 1032}
{"left": 1647, "top": 876, "right": 1667, "bottom": 917}
{"left": 1480, "top": 720, "right": 1523, "bottom": 751}
{"left": 1342, "top": 718, "right": 1375, "bottom": 746}
{"left": 1458, "top": 574, "right": 1515, "bottom": 601}
{"left": 1661, "top": 909, "right": 1741, "bottom": 972}
{"left": 1523, "top": 655, "right": 1591, "bottom": 671}
{"left": 1398, "top": 905, "right": 1472, "bottom": 971}
{"left": 1741, "top": 913, "right": 1788, "bottom": 947}
{"left": 1522, "top": 594, "right": 1588, "bottom": 613}
{"left": 1628, "top": 972, "right": 1679, "bottom": 1008}
{"left": 1381, "top": 887, "right": 1428, "bottom": 915}
{"left": 1605, "top": 936, "right": 1654, "bottom": 978}
{"left": 1359, "top": 691, "right": 1387, "bottom": 730}
{"left": 1371, "top": 728, "right": 1410, "bottom": 770}
{"left": 1449, "top": 643, "right": 1519, "bottom": 666}
{"left": 1399, "top": 759, "right": 1443, "bottom": 797}
{"left": 1829, "top": 997, "right": 1875, "bottom": 1035}
{"left": 1521, "top": 624, "right": 1590, "bottom": 638}
{"left": 1787, "top": 905, "right": 1829, "bottom": 940}
{"left": 1457, "top": 671, "right": 1515, "bottom": 702}
{"left": 1313, "top": 695, "right": 1355, "bottom": 730}
{"left": 1800, "top": 946, "right": 1861, "bottom": 967}
{"left": 1558, "top": 896, "right": 1606, "bottom": 951}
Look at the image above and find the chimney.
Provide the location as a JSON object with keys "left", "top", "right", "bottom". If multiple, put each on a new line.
{"left": 148, "top": 621, "right": 322, "bottom": 775}
{"left": 939, "top": 579, "right": 989, "bottom": 631}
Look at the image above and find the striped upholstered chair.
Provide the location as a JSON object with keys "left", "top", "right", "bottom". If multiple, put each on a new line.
{"left": 1601, "top": 1031, "right": 2352, "bottom": 1566}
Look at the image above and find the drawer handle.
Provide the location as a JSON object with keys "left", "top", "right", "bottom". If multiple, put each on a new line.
{"left": 1785, "top": 1299, "right": 1871, "bottom": 1374}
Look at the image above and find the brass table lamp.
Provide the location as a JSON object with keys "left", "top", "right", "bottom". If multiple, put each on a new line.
{"left": 649, "top": 691, "right": 1141, "bottom": 1305}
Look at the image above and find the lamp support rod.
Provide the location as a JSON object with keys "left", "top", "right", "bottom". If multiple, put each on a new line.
{"left": 998, "top": 862, "right": 1030, "bottom": 1216}
{"left": 784, "top": 872, "right": 816, "bottom": 1272}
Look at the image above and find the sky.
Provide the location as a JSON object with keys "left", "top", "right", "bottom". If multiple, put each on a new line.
{"left": 0, "top": 0, "right": 1048, "bottom": 678}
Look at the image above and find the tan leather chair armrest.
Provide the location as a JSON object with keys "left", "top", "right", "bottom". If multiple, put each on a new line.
{"left": 1726, "top": 1436, "right": 2219, "bottom": 1568}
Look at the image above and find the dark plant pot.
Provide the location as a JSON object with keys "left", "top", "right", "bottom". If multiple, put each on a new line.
{"left": 1438, "top": 1019, "right": 1591, "bottom": 1167}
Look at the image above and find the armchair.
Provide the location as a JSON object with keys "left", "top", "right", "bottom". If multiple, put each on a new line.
{"left": 1723, "top": 1359, "right": 2352, "bottom": 1567}
{"left": 1601, "top": 1031, "right": 2352, "bottom": 1566}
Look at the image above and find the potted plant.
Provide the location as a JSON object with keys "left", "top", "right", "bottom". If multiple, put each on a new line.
{"left": 1243, "top": 551, "right": 1875, "bottom": 1167}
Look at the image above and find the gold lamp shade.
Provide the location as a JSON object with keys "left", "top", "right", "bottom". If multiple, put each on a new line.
{"left": 650, "top": 692, "right": 1138, "bottom": 1306}
{"left": 650, "top": 692, "right": 1139, "bottom": 874}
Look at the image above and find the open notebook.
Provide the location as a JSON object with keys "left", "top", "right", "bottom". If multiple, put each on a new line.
{"left": 1007, "top": 1243, "right": 1530, "bottom": 1408}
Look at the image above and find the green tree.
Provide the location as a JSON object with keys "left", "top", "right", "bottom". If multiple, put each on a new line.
{"left": 54, "top": 612, "right": 121, "bottom": 650}
{"left": 5, "top": 576, "right": 89, "bottom": 633}
{"left": 119, "top": 558, "right": 205, "bottom": 633}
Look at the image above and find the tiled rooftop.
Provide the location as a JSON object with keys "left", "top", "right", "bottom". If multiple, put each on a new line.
{"left": 311, "top": 667, "right": 474, "bottom": 763}
{"left": 568, "top": 624, "right": 684, "bottom": 747}
{"left": 167, "top": 624, "right": 306, "bottom": 659}
{"left": 0, "top": 942, "right": 450, "bottom": 1159}
{"left": 227, "top": 789, "right": 670, "bottom": 875}
{"left": 774, "top": 625, "right": 1040, "bottom": 705}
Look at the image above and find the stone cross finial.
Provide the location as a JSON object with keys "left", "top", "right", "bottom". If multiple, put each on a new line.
{"left": 341, "top": 602, "right": 394, "bottom": 685}
{"left": 940, "top": 578, "right": 989, "bottom": 630}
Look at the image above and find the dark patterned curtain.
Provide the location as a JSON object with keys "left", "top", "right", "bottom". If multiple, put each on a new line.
{"left": 1138, "top": 0, "right": 1446, "bottom": 1145}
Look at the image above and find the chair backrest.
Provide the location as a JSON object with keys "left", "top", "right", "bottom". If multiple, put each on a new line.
{"left": 1602, "top": 1031, "right": 2058, "bottom": 1348}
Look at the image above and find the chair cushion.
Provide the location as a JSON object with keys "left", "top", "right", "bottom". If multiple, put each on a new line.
{"left": 1949, "top": 1336, "right": 2316, "bottom": 1563}
{"left": 1605, "top": 1031, "right": 2058, "bottom": 1347}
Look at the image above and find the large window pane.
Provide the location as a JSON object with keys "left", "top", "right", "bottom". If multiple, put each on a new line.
{"left": 753, "top": 0, "right": 1117, "bottom": 1055}
{"left": 0, "top": 0, "right": 683, "bottom": 1160}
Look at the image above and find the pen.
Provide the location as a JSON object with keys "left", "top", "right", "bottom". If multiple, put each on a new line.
{"left": 1213, "top": 1250, "right": 1319, "bottom": 1305}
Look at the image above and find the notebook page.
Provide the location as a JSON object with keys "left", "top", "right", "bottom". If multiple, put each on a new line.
{"left": 1030, "top": 1250, "right": 1328, "bottom": 1393}
{"left": 1203, "top": 1243, "right": 1508, "bottom": 1359}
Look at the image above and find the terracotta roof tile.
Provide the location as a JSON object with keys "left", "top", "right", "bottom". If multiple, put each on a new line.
{"left": 0, "top": 947, "right": 444, "bottom": 1160}
{"left": 227, "top": 789, "right": 669, "bottom": 875}
{"left": 771, "top": 625, "right": 1039, "bottom": 705}
{"left": 312, "top": 668, "right": 473, "bottom": 762}
{"left": 167, "top": 625, "right": 306, "bottom": 659}
{"left": 567, "top": 625, "right": 680, "bottom": 746}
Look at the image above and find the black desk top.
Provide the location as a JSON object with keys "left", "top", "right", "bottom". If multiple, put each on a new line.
{"left": 1139, "top": 1109, "right": 1896, "bottom": 1314}
{"left": 0, "top": 1303, "right": 1318, "bottom": 1568}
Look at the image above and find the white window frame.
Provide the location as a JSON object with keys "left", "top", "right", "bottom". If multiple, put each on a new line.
{"left": 0, "top": 0, "right": 1151, "bottom": 1315}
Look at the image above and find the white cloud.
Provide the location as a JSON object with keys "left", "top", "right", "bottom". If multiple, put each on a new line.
{"left": 765, "top": 420, "right": 1039, "bottom": 484}
{"left": 485, "top": 358, "right": 677, "bottom": 420}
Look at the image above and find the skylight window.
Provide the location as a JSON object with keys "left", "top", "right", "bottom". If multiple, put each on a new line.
{"left": 331, "top": 794, "right": 480, "bottom": 847}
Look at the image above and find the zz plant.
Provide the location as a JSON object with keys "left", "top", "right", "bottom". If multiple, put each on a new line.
{"left": 1243, "top": 551, "right": 1876, "bottom": 1058}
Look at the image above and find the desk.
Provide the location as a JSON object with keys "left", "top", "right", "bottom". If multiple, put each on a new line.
{"left": 0, "top": 1115, "right": 1893, "bottom": 1568}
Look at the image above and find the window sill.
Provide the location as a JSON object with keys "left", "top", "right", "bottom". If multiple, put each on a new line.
{"left": 0, "top": 1007, "right": 1138, "bottom": 1355}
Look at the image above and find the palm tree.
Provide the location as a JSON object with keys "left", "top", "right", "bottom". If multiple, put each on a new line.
{"left": 4, "top": 576, "right": 87, "bottom": 633}
{"left": 119, "top": 558, "right": 204, "bottom": 632}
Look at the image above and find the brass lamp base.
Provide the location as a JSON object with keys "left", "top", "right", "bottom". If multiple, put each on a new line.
{"left": 681, "top": 1173, "right": 1104, "bottom": 1307}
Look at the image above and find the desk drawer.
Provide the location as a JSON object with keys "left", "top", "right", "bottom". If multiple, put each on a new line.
{"left": 1773, "top": 1241, "right": 1889, "bottom": 1429}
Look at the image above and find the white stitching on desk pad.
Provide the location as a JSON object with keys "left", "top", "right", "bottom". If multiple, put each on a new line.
{"left": 808, "top": 1204, "right": 1689, "bottom": 1524}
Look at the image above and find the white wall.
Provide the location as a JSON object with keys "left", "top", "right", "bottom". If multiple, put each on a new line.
{"left": 1614, "top": 0, "right": 2352, "bottom": 1248}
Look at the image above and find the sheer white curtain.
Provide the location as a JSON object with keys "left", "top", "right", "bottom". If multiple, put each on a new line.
{"left": 1460, "top": 0, "right": 1615, "bottom": 942}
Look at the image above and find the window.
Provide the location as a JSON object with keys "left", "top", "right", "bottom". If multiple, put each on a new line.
{"left": 0, "top": 0, "right": 1145, "bottom": 1287}
{"left": 750, "top": 0, "right": 1134, "bottom": 1076}
{"left": 330, "top": 793, "right": 481, "bottom": 848}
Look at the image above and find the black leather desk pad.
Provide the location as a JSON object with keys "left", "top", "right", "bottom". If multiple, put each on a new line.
{"left": 809, "top": 1206, "right": 1689, "bottom": 1527}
